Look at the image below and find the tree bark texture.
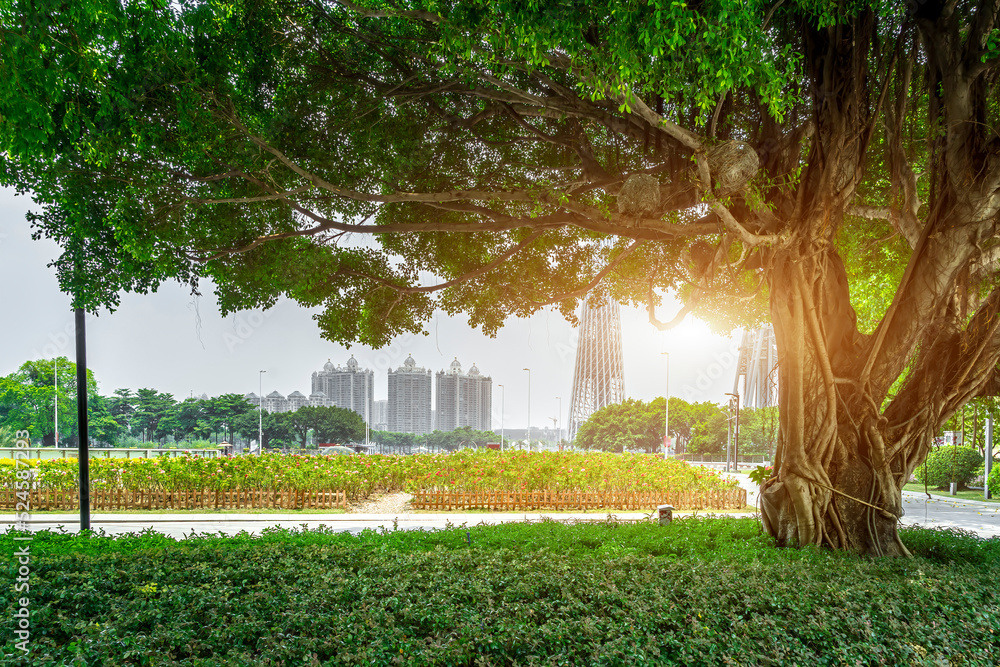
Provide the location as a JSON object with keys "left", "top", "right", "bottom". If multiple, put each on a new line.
{"left": 762, "top": 246, "right": 912, "bottom": 555}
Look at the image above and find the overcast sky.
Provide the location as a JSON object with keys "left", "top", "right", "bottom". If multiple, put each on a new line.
{"left": 0, "top": 186, "right": 742, "bottom": 430}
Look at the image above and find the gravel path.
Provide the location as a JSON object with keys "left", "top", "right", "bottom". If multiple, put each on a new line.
{"left": 350, "top": 492, "right": 413, "bottom": 514}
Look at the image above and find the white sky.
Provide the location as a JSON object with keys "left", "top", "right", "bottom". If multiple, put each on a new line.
{"left": 0, "top": 186, "right": 740, "bottom": 430}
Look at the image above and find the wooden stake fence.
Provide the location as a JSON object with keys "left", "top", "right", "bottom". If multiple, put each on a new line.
{"left": 2, "top": 487, "right": 746, "bottom": 512}
{"left": 0, "top": 489, "right": 347, "bottom": 511}
{"left": 410, "top": 488, "right": 747, "bottom": 511}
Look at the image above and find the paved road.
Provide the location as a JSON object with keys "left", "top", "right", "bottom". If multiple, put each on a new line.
{"left": 2, "top": 511, "right": 665, "bottom": 539}
{"left": 899, "top": 490, "right": 1000, "bottom": 537}
{"left": 4, "top": 472, "right": 996, "bottom": 539}
{"left": 722, "top": 472, "right": 1000, "bottom": 538}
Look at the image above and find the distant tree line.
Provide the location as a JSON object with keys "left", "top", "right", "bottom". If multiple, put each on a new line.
{"left": 574, "top": 397, "right": 778, "bottom": 457}
{"left": 0, "top": 358, "right": 365, "bottom": 449}
{"left": 372, "top": 426, "right": 504, "bottom": 452}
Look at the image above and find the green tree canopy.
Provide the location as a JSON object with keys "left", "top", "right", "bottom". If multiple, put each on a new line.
{"left": 307, "top": 406, "right": 366, "bottom": 445}
{"left": 666, "top": 397, "right": 725, "bottom": 452}
{"left": 687, "top": 410, "right": 729, "bottom": 457}
{"left": 0, "top": 357, "right": 102, "bottom": 446}
{"left": 575, "top": 398, "right": 661, "bottom": 453}
{"left": 423, "top": 426, "right": 500, "bottom": 451}
{"left": 737, "top": 406, "right": 779, "bottom": 456}
{"left": 232, "top": 410, "right": 293, "bottom": 450}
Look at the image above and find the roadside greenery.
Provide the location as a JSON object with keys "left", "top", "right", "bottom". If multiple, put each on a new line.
{"left": 0, "top": 359, "right": 263, "bottom": 447}
{"left": 914, "top": 446, "right": 986, "bottom": 489}
{"left": 0, "top": 358, "right": 112, "bottom": 446}
{"left": 941, "top": 397, "right": 1000, "bottom": 453}
{"left": 0, "top": 450, "right": 738, "bottom": 501}
{"left": 2, "top": 519, "right": 997, "bottom": 665}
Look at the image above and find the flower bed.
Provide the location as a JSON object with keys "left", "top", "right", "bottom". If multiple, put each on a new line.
{"left": 0, "top": 450, "right": 738, "bottom": 502}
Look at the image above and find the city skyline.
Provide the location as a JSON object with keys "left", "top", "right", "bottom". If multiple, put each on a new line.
{"left": 1, "top": 186, "right": 741, "bottom": 430}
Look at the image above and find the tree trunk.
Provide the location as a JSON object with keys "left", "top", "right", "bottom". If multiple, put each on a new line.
{"left": 760, "top": 246, "right": 912, "bottom": 556}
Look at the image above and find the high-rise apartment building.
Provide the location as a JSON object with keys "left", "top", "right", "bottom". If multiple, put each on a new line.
{"left": 262, "top": 391, "right": 289, "bottom": 414}
{"left": 311, "top": 356, "right": 374, "bottom": 423}
{"left": 387, "top": 355, "right": 433, "bottom": 434}
{"left": 248, "top": 357, "right": 375, "bottom": 423}
{"left": 372, "top": 399, "right": 388, "bottom": 432}
{"left": 286, "top": 391, "right": 308, "bottom": 411}
{"left": 435, "top": 358, "right": 492, "bottom": 432}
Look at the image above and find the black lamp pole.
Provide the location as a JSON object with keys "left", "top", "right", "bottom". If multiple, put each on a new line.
{"left": 75, "top": 307, "right": 90, "bottom": 531}
{"left": 725, "top": 392, "right": 740, "bottom": 472}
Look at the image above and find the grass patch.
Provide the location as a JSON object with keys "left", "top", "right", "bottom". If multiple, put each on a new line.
{"left": 903, "top": 483, "right": 999, "bottom": 504}
{"left": 2, "top": 518, "right": 998, "bottom": 666}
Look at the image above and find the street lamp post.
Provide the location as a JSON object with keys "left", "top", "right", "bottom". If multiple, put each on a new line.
{"left": 725, "top": 392, "right": 740, "bottom": 471}
{"left": 523, "top": 368, "right": 531, "bottom": 451}
{"left": 258, "top": 370, "right": 266, "bottom": 456}
{"left": 498, "top": 384, "right": 505, "bottom": 452}
{"left": 54, "top": 358, "right": 58, "bottom": 447}
{"left": 986, "top": 418, "right": 994, "bottom": 500}
{"left": 726, "top": 402, "right": 733, "bottom": 470}
{"left": 556, "top": 396, "right": 562, "bottom": 449}
{"left": 75, "top": 308, "right": 90, "bottom": 531}
{"left": 662, "top": 352, "right": 669, "bottom": 459}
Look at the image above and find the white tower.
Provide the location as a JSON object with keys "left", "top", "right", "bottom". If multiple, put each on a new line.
{"left": 734, "top": 326, "right": 778, "bottom": 408}
{"left": 567, "top": 296, "right": 626, "bottom": 441}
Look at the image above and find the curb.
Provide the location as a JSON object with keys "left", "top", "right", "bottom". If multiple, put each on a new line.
{"left": 901, "top": 490, "right": 999, "bottom": 509}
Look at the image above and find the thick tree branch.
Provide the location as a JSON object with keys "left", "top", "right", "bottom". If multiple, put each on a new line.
{"left": 886, "top": 283, "right": 1000, "bottom": 452}
{"left": 612, "top": 90, "right": 704, "bottom": 152}
{"left": 188, "top": 184, "right": 315, "bottom": 206}
{"left": 964, "top": 0, "right": 1000, "bottom": 70}
{"left": 335, "top": 0, "right": 443, "bottom": 24}
{"left": 339, "top": 230, "right": 547, "bottom": 295}
{"left": 647, "top": 284, "right": 697, "bottom": 331}
{"left": 524, "top": 240, "right": 644, "bottom": 307}
{"left": 860, "top": 227, "right": 999, "bottom": 405}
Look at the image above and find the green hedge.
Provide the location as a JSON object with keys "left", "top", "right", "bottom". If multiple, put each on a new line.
{"left": 989, "top": 462, "right": 1000, "bottom": 497}
{"left": 2, "top": 519, "right": 998, "bottom": 666}
{"left": 914, "top": 445, "right": 983, "bottom": 487}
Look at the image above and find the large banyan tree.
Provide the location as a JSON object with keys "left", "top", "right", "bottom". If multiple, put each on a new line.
{"left": 3, "top": 0, "right": 1000, "bottom": 554}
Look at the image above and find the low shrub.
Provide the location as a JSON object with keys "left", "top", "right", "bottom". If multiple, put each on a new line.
{"left": 989, "top": 461, "right": 1000, "bottom": 497}
{"left": 746, "top": 464, "right": 772, "bottom": 486}
{"left": 913, "top": 445, "right": 984, "bottom": 488}
{"left": 1, "top": 519, "right": 998, "bottom": 666}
